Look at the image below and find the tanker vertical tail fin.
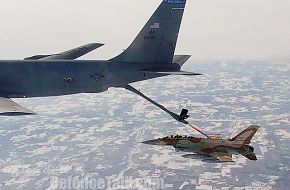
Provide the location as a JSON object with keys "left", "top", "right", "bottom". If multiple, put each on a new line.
{"left": 111, "top": 0, "right": 187, "bottom": 63}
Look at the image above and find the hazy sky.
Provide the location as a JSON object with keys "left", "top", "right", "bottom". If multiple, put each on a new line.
{"left": 0, "top": 0, "right": 289, "bottom": 60}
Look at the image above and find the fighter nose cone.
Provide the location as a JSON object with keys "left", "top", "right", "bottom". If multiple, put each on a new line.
{"left": 142, "top": 139, "right": 161, "bottom": 145}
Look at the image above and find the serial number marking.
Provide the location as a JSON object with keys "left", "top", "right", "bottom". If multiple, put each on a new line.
{"left": 144, "top": 36, "right": 156, "bottom": 40}
{"left": 90, "top": 73, "right": 105, "bottom": 81}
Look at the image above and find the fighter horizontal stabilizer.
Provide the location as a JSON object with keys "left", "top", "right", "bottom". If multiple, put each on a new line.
{"left": 24, "top": 43, "right": 104, "bottom": 60}
{"left": 0, "top": 97, "right": 35, "bottom": 116}
{"left": 141, "top": 70, "right": 202, "bottom": 76}
{"left": 173, "top": 55, "right": 191, "bottom": 66}
{"left": 239, "top": 146, "right": 258, "bottom": 160}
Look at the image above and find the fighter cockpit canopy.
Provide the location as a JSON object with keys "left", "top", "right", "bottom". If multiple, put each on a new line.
{"left": 162, "top": 135, "right": 191, "bottom": 139}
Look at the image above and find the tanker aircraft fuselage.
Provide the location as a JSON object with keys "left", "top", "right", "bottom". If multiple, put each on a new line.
{"left": 0, "top": 0, "right": 199, "bottom": 116}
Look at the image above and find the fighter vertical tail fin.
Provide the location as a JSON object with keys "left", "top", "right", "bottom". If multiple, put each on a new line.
{"left": 230, "top": 125, "right": 260, "bottom": 144}
{"left": 111, "top": 0, "right": 187, "bottom": 63}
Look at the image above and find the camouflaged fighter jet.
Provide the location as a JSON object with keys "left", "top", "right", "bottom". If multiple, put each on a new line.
{"left": 0, "top": 0, "right": 199, "bottom": 116}
{"left": 143, "top": 125, "right": 260, "bottom": 162}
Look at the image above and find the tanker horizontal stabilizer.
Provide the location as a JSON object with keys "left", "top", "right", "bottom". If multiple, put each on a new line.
{"left": 24, "top": 43, "right": 104, "bottom": 60}
{"left": 173, "top": 55, "right": 191, "bottom": 66}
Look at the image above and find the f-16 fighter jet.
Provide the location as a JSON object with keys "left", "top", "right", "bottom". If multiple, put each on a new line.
{"left": 143, "top": 125, "right": 260, "bottom": 162}
{"left": 0, "top": 0, "right": 200, "bottom": 116}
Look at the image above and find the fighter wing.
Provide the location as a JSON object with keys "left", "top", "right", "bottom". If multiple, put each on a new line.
{"left": 0, "top": 97, "right": 35, "bottom": 116}
{"left": 24, "top": 43, "right": 104, "bottom": 60}
{"left": 208, "top": 151, "right": 233, "bottom": 162}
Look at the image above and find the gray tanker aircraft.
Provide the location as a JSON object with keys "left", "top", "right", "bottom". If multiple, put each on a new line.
{"left": 0, "top": 0, "right": 200, "bottom": 116}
